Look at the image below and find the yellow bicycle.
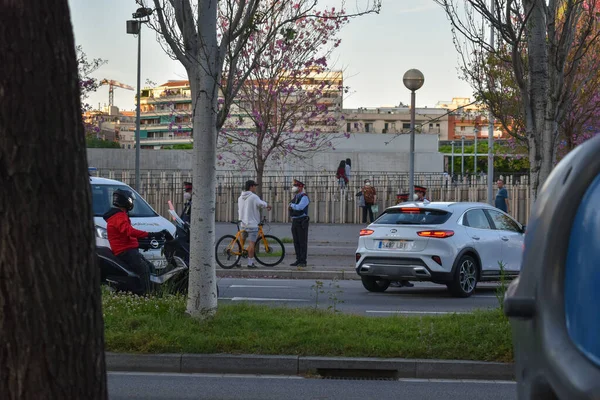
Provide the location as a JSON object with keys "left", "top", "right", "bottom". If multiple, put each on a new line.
{"left": 215, "top": 218, "right": 285, "bottom": 269}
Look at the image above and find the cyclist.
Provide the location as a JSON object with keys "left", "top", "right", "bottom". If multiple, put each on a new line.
{"left": 238, "top": 180, "right": 272, "bottom": 268}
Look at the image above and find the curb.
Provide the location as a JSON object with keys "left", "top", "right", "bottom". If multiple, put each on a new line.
{"left": 216, "top": 269, "right": 360, "bottom": 280}
{"left": 106, "top": 353, "right": 515, "bottom": 381}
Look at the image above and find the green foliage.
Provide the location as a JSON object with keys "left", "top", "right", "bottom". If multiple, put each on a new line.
{"left": 102, "top": 290, "right": 513, "bottom": 362}
{"left": 439, "top": 142, "right": 529, "bottom": 174}
{"left": 86, "top": 136, "right": 120, "bottom": 148}
{"left": 163, "top": 144, "right": 194, "bottom": 150}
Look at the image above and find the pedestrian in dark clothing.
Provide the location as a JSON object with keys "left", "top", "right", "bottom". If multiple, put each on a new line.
{"left": 495, "top": 179, "right": 510, "bottom": 213}
{"left": 361, "top": 179, "right": 377, "bottom": 223}
{"left": 336, "top": 160, "right": 348, "bottom": 189}
{"left": 289, "top": 179, "right": 310, "bottom": 268}
{"left": 181, "top": 181, "right": 192, "bottom": 223}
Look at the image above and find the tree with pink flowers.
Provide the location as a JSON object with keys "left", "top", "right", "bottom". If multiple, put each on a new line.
{"left": 139, "top": 0, "right": 381, "bottom": 319}
{"left": 218, "top": 5, "right": 349, "bottom": 192}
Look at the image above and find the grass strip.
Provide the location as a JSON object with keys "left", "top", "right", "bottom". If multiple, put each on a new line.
{"left": 103, "top": 292, "right": 513, "bottom": 363}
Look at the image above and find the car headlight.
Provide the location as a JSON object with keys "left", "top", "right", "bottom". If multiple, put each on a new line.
{"left": 95, "top": 226, "right": 108, "bottom": 239}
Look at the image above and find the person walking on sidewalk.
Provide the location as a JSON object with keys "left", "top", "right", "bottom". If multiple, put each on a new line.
{"left": 289, "top": 179, "right": 310, "bottom": 268}
{"left": 238, "top": 180, "right": 272, "bottom": 269}
{"left": 362, "top": 179, "right": 377, "bottom": 223}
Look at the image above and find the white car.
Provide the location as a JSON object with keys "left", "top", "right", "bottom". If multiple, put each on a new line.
{"left": 91, "top": 176, "right": 176, "bottom": 269}
{"left": 355, "top": 202, "right": 525, "bottom": 297}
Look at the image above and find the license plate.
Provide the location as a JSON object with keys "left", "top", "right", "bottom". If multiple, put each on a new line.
{"left": 378, "top": 240, "right": 411, "bottom": 250}
{"left": 151, "top": 259, "right": 168, "bottom": 269}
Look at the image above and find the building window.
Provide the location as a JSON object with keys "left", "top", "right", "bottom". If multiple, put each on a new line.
{"left": 402, "top": 123, "right": 411, "bottom": 130}
{"left": 460, "top": 126, "right": 465, "bottom": 131}
{"left": 346, "top": 122, "right": 351, "bottom": 132}
{"left": 365, "top": 123, "right": 372, "bottom": 133}
{"left": 384, "top": 122, "right": 389, "bottom": 130}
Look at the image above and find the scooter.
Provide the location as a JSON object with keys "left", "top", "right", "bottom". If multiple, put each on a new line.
{"left": 96, "top": 224, "right": 189, "bottom": 294}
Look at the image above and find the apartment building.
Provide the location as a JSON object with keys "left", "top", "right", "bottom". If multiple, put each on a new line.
{"left": 136, "top": 70, "right": 344, "bottom": 149}
{"left": 83, "top": 107, "right": 136, "bottom": 146}
{"left": 342, "top": 106, "right": 450, "bottom": 139}
{"left": 436, "top": 98, "right": 505, "bottom": 141}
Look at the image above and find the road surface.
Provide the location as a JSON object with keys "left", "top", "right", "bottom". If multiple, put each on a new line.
{"left": 217, "top": 278, "right": 500, "bottom": 316}
{"left": 108, "top": 372, "right": 516, "bottom": 400}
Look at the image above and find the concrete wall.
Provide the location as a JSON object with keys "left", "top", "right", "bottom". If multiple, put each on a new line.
{"left": 87, "top": 133, "right": 443, "bottom": 173}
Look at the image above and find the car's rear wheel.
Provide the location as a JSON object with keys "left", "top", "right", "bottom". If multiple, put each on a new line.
{"left": 361, "top": 276, "right": 391, "bottom": 292}
{"left": 447, "top": 255, "right": 479, "bottom": 297}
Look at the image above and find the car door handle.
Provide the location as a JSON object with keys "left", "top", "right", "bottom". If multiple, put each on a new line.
{"left": 501, "top": 236, "right": 509, "bottom": 241}
{"left": 472, "top": 236, "right": 480, "bottom": 240}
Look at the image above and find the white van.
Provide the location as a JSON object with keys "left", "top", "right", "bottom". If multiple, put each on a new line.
{"left": 91, "top": 176, "right": 175, "bottom": 268}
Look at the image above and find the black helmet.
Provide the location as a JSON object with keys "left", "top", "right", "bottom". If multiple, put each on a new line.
{"left": 112, "top": 188, "right": 135, "bottom": 211}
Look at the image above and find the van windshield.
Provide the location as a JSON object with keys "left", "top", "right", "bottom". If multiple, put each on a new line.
{"left": 91, "top": 184, "right": 158, "bottom": 218}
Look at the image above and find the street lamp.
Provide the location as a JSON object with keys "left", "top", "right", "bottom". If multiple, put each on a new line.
{"left": 127, "top": 7, "right": 153, "bottom": 192}
{"left": 461, "top": 135, "right": 465, "bottom": 177}
{"left": 403, "top": 69, "right": 425, "bottom": 201}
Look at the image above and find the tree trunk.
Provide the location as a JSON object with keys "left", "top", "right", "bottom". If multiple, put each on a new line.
{"left": 186, "top": 3, "right": 219, "bottom": 319}
{"left": 255, "top": 158, "right": 266, "bottom": 198}
{"left": 524, "top": 0, "right": 551, "bottom": 205}
{"left": 0, "top": 1, "right": 107, "bottom": 399}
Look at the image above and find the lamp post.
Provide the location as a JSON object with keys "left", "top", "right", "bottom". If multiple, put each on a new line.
{"left": 451, "top": 141, "right": 455, "bottom": 178}
{"left": 127, "top": 7, "right": 153, "bottom": 192}
{"left": 474, "top": 128, "right": 478, "bottom": 176}
{"left": 402, "top": 69, "right": 425, "bottom": 201}
{"left": 461, "top": 135, "right": 465, "bottom": 177}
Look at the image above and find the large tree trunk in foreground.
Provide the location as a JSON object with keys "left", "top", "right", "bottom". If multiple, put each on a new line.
{"left": 0, "top": 1, "right": 107, "bottom": 398}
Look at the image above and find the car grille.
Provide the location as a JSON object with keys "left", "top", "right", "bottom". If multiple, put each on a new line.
{"left": 138, "top": 237, "right": 166, "bottom": 250}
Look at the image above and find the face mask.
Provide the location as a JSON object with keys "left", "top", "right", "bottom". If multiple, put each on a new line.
{"left": 291, "top": 186, "right": 299, "bottom": 193}
{"left": 184, "top": 192, "right": 191, "bottom": 202}
{"left": 365, "top": 182, "right": 371, "bottom": 186}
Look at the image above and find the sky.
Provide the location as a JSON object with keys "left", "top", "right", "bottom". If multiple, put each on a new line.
{"left": 68, "top": 0, "right": 474, "bottom": 112}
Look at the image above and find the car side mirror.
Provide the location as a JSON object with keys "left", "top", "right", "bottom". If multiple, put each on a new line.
{"left": 521, "top": 225, "right": 526, "bottom": 233}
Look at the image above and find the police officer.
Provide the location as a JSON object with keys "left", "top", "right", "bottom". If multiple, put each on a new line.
{"left": 288, "top": 179, "right": 310, "bottom": 268}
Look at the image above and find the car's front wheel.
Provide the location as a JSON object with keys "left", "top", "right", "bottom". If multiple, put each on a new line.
{"left": 361, "top": 276, "right": 391, "bottom": 292}
{"left": 447, "top": 255, "right": 479, "bottom": 298}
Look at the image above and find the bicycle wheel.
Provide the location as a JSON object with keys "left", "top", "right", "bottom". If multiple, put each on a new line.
{"left": 255, "top": 235, "right": 285, "bottom": 267}
{"left": 215, "top": 234, "right": 241, "bottom": 269}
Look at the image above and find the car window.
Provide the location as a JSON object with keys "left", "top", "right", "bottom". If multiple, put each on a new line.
{"left": 463, "top": 209, "right": 492, "bottom": 229}
{"left": 486, "top": 209, "right": 521, "bottom": 232}
{"left": 91, "top": 184, "right": 158, "bottom": 218}
{"left": 375, "top": 208, "right": 452, "bottom": 225}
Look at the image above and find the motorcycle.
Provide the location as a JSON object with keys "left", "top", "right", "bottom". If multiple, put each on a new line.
{"left": 164, "top": 200, "right": 219, "bottom": 297}
{"left": 96, "top": 211, "right": 189, "bottom": 294}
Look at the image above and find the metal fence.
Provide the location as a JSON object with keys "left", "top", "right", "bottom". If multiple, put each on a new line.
{"left": 92, "top": 169, "right": 531, "bottom": 224}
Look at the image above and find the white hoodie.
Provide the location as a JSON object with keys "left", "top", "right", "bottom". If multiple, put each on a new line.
{"left": 238, "top": 191, "right": 268, "bottom": 228}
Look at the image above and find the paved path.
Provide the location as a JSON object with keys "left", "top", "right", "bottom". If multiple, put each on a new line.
{"left": 108, "top": 372, "right": 516, "bottom": 400}
{"left": 217, "top": 278, "right": 500, "bottom": 316}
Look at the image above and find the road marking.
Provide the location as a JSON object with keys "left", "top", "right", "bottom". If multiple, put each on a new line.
{"left": 229, "top": 285, "right": 294, "bottom": 289}
{"left": 366, "top": 310, "right": 468, "bottom": 315}
{"left": 398, "top": 378, "right": 515, "bottom": 384}
{"left": 230, "top": 297, "right": 309, "bottom": 302}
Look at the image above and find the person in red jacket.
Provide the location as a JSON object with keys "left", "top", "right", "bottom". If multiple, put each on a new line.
{"left": 103, "top": 188, "right": 167, "bottom": 295}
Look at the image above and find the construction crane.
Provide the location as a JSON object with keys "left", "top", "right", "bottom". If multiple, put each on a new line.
{"left": 99, "top": 79, "right": 134, "bottom": 107}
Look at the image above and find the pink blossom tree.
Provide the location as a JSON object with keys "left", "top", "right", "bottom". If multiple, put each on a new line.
{"left": 139, "top": 0, "right": 381, "bottom": 319}
{"left": 218, "top": 5, "right": 350, "bottom": 192}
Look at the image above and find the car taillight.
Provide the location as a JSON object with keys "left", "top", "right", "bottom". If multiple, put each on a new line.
{"left": 356, "top": 253, "right": 361, "bottom": 262}
{"left": 417, "top": 230, "right": 454, "bottom": 238}
{"left": 359, "top": 229, "right": 374, "bottom": 236}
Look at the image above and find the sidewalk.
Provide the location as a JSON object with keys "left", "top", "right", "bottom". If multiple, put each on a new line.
{"left": 106, "top": 352, "right": 515, "bottom": 381}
